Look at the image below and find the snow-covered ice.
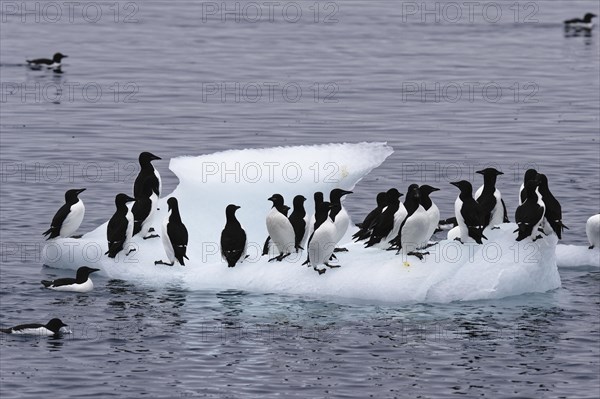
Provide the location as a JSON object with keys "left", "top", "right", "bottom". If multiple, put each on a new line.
{"left": 41, "top": 142, "right": 594, "bottom": 303}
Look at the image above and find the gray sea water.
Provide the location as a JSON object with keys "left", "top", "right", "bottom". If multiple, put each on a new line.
{"left": 1, "top": 1, "right": 599, "bottom": 398}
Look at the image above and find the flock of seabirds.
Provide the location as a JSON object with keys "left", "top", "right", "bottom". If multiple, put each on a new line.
{"left": 3, "top": 11, "right": 598, "bottom": 336}
{"left": 2, "top": 150, "right": 599, "bottom": 337}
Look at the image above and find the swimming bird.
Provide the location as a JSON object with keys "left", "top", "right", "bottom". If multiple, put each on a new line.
{"left": 306, "top": 201, "right": 337, "bottom": 275}
{"left": 43, "top": 188, "right": 86, "bottom": 240}
{"left": 419, "top": 184, "right": 440, "bottom": 246}
{"left": 1, "top": 318, "right": 68, "bottom": 336}
{"left": 288, "top": 195, "right": 307, "bottom": 252}
{"left": 155, "top": 197, "right": 189, "bottom": 266}
{"left": 519, "top": 169, "right": 538, "bottom": 205}
{"left": 514, "top": 179, "right": 545, "bottom": 242}
{"left": 474, "top": 167, "right": 508, "bottom": 228}
{"left": 221, "top": 204, "right": 247, "bottom": 267}
{"left": 329, "top": 188, "right": 353, "bottom": 251}
{"left": 26, "top": 52, "right": 67, "bottom": 70}
{"left": 389, "top": 184, "right": 429, "bottom": 259}
{"left": 586, "top": 214, "right": 600, "bottom": 249}
{"left": 364, "top": 188, "right": 403, "bottom": 247}
{"left": 564, "top": 13, "right": 596, "bottom": 29}
{"left": 537, "top": 174, "right": 568, "bottom": 239}
{"left": 265, "top": 194, "right": 295, "bottom": 262}
{"left": 41, "top": 266, "right": 100, "bottom": 293}
{"left": 353, "top": 191, "right": 387, "bottom": 241}
{"left": 450, "top": 180, "right": 487, "bottom": 244}
{"left": 105, "top": 193, "right": 136, "bottom": 258}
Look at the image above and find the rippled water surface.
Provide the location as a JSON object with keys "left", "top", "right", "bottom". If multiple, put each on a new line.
{"left": 1, "top": 1, "right": 599, "bottom": 398}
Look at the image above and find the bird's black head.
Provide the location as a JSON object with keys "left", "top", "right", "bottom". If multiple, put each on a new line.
{"left": 406, "top": 184, "right": 421, "bottom": 199}
{"left": 76, "top": 266, "right": 100, "bottom": 280}
{"left": 293, "top": 195, "right": 306, "bottom": 207}
{"left": 65, "top": 188, "right": 86, "bottom": 202}
{"left": 139, "top": 152, "right": 161, "bottom": 166}
{"left": 385, "top": 188, "right": 402, "bottom": 200}
{"left": 225, "top": 204, "right": 241, "bottom": 216}
{"left": 419, "top": 185, "right": 440, "bottom": 197}
{"left": 46, "top": 318, "right": 68, "bottom": 333}
{"left": 524, "top": 168, "right": 538, "bottom": 183}
{"left": 330, "top": 188, "right": 353, "bottom": 203}
{"left": 376, "top": 191, "right": 388, "bottom": 207}
{"left": 167, "top": 197, "right": 179, "bottom": 211}
{"left": 268, "top": 194, "right": 285, "bottom": 208}
{"left": 450, "top": 180, "right": 473, "bottom": 194}
{"left": 523, "top": 179, "right": 539, "bottom": 194}
{"left": 314, "top": 191, "right": 324, "bottom": 204}
{"left": 537, "top": 173, "right": 549, "bottom": 188}
{"left": 476, "top": 167, "right": 503, "bottom": 177}
{"left": 115, "top": 193, "right": 135, "bottom": 207}
{"left": 53, "top": 53, "right": 67, "bottom": 62}
{"left": 584, "top": 13, "right": 597, "bottom": 22}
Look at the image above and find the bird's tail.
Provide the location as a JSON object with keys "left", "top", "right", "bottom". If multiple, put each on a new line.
{"left": 41, "top": 280, "right": 52, "bottom": 288}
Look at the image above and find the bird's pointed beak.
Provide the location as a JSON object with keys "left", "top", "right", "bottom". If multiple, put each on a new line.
{"left": 152, "top": 154, "right": 161, "bottom": 161}
{"left": 343, "top": 190, "right": 353, "bottom": 195}
{"left": 77, "top": 188, "right": 86, "bottom": 194}
{"left": 90, "top": 268, "right": 100, "bottom": 273}
{"left": 497, "top": 171, "right": 504, "bottom": 175}
{"left": 268, "top": 196, "right": 275, "bottom": 201}
{"left": 126, "top": 195, "right": 135, "bottom": 202}
{"left": 431, "top": 187, "right": 440, "bottom": 192}
{"left": 475, "top": 170, "right": 484, "bottom": 175}
{"left": 235, "top": 205, "right": 241, "bottom": 210}
{"left": 450, "top": 181, "right": 459, "bottom": 187}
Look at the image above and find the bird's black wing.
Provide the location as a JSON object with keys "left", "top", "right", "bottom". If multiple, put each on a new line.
{"left": 132, "top": 198, "right": 151, "bottom": 235}
{"left": 42, "top": 277, "right": 76, "bottom": 287}
{"left": 168, "top": 222, "right": 189, "bottom": 264}
{"left": 501, "top": 199, "right": 509, "bottom": 223}
{"left": 27, "top": 58, "right": 52, "bottom": 65}
{"left": 43, "top": 202, "right": 71, "bottom": 238}
{"left": 476, "top": 194, "right": 496, "bottom": 227}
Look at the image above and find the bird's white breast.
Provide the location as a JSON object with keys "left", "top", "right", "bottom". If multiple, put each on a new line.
{"left": 586, "top": 214, "right": 600, "bottom": 248}
{"left": 60, "top": 200, "right": 85, "bottom": 237}
{"left": 49, "top": 278, "right": 94, "bottom": 293}
{"left": 309, "top": 219, "right": 337, "bottom": 266}
{"left": 266, "top": 208, "right": 295, "bottom": 253}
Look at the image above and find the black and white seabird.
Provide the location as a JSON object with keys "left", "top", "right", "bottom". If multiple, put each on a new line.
{"left": 43, "top": 188, "right": 86, "bottom": 240}
{"left": 365, "top": 188, "right": 403, "bottom": 247}
{"left": 389, "top": 184, "right": 429, "bottom": 259}
{"left": 419, "top": 185, "right": 440, "bottom": 246}
{"left": 105, "top": 193, "right": 136, "bottom": 258}
{"left": 288, "top": 195, "right": 308, "bottom": 252}
{"left": 221, "top": 204, "right": 247, "bottom": 267}
{"left": 41, "top": 266, "right": 100, "bottom": 293}
{"left": 564, "top": 13, "right": 596, "bottom": 29}
{"left": 133, "top": 152, "right": 161, "bottom": 199}
{"left": 132, "top": 176, "right": 159, "bottom": 239}
{"left": 1, "top": 318, "right": 68, "bottom": 336}
{"left": 537, "top": 174, "right": 568, "bottom": 239}
{"left": 265, "top": 194, "right": 295, "bottom": 262}
{"left": 474, "top": 167, "right": 508, "bottom": 228}
{"left": 155, "top": 197, "right": 189, "bottom": 266}
{"left": 306, "top": 201, "right": 337, "bottom": 275}
{"left": 514, "top": 179, "right": 545, "bottom": 242}
{"left": 353, "top": 191, "right": 388, "bottom": 241}
{"left": 329, "top": 188, "right": 353, "bottom": 251}
{"left": 26, "top": 52, "right": 67, "bottom": 70}
{"left": 519, "top": 169, "right": 538, "bottom": 205}
{"left": 586, "top": 214, "right": 600, "bottom": 249}
{"left": 450, "top": 180, "right": 487, "bottom": 244}
{"left": 306, "top": 191, "right": 324, "bottom": 240}
{"left": 262, "top": 205, "right": 290, "bottom": 255}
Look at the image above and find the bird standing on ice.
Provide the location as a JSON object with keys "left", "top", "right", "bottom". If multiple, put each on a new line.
{"left": 514, "top": 179, "right": 545, "bottom": 242}
{"left": 537, "top": 174, "right": 568, "bottom": 239}
{"left": 220, "top": 204, "right": 247, "bottom": 267}
{"left": 474, "top": 167, "right": 508, "bottom": 228}
{"left": 519, "top": 169, "right": 538, "bottom": 205}
{"left": 450, "top": 181, "right": 487, "bottom": 244}
{"left": 389, "top": 184, "right": 429, "bottom": 259}
{"left": 329, "top": 188, "right": 353, "bottom": 251}
{"left": 155, "top": 197, "right": 189, "bottom": 266}
{"left": 265, "top": 194, "right": 295, "bottom": 262}
{"left": 106, "top": 194, "right": 136, "bottom": 258}
{"left": 307, "top": 201, "right": 337, "bottom": 275}
{"left": 288, "top": 195, "right": 307, "bottom": 252}
{"left": 41, "top": 266, "right": 100, "bottom": 293}
{"left": 43, "top": 188, "right": 86, "bottom": 240}
{"left": 365, "top": 188, "right": 403, "bottom": 247}
{"left": 132, "top": 176, "right": 160, "bottom": 239}
{"left": 353, "top": 191, "right": 387, "bottom": 241}
{"left": 586, "top": 214, "right": 600, "bottom": 249}
{"left": 418, "top": 185, "right": 440, "bottom": 247}
{"left": 133, "top": 152, "right": 161, "bottom": 199}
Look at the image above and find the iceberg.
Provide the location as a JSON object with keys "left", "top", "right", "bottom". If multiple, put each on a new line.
{"left": 41, "top": 142, "right": 572, "bottom": 303}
